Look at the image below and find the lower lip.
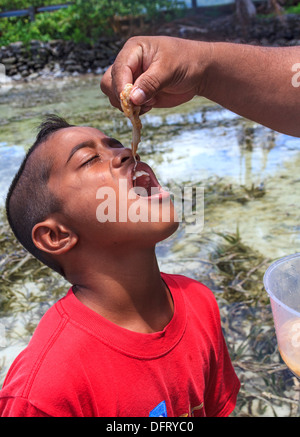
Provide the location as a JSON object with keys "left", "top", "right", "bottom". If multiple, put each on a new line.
{"left": 148, "top": 190, "right": 170, "bottom": 200}
{"left": 135, "top": 187, "right": 170, "bottom": 201}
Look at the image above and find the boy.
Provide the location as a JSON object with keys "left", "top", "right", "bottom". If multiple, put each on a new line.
{"left": 0, "top": 115, "right": 240, "bottom": 417}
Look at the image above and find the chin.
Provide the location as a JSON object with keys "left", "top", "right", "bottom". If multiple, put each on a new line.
{"left": 162, "top": 220, "right": 179, "bottom": 240}
{"left": 150, "top": 217, "right": 180, "bottom": 245}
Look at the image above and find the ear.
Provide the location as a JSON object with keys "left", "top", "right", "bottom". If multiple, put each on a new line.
{"left": 32, "top": 218, "right": 78, "bottom": 256}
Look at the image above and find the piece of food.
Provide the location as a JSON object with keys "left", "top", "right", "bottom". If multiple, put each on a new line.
{"left": 120, "top": 83, "right": 142, "bottom": 163}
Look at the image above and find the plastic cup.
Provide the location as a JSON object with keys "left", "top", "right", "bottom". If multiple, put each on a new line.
{"left": 264, "top": 253, "right": 300, "bottom": 378}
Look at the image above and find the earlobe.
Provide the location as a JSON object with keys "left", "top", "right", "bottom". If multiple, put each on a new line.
{"left": 32, "top": 219, "right": 78, "bottom": 255}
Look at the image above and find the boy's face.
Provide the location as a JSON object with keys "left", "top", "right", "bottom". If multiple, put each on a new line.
{"left": 42, "top": 126, "right": 178, "bottom": 250}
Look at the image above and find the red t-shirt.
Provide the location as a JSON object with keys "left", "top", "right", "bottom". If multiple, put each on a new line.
{"left": 0, "top": 273, "right": 240, "bottom": 417}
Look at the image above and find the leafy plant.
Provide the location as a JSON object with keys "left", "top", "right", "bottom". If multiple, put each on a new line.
{"left": 0, "top": 0, "right": 185, "bottom": 45}
{"left": 285, "top": 3, "right": 300, "bottom": 14}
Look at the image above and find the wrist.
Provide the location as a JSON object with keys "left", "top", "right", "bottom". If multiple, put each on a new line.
{"left": 193, "top": 41, "right": 215, "bottom": 98}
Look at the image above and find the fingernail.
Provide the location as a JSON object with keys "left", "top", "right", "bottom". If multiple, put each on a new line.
{"left": 130, "top": 87, "right": 147, "bottom": 105}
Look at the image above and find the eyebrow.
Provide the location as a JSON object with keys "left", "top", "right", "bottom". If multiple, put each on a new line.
{"left": 66, "top": 139, "right": 96, "bottom": 164}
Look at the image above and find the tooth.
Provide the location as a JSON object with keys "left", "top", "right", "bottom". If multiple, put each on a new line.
{"left": 132, "top": 170, "right": 150, "bottom": 180}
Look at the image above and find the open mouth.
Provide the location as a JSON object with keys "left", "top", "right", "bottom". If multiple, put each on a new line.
{"left": 131, "top": 162, "right": 167, "bottom": 199}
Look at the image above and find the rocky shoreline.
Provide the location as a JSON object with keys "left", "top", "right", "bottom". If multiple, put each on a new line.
{"left": 0, "top": 37, "right": 124, "bottom": 82}
{"left": 1, "top": 13, "right": 300, "bottom": 83}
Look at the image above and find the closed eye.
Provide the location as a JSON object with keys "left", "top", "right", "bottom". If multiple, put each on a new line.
{"left": 80, "top": 154, "right": 101, "bottom": 167}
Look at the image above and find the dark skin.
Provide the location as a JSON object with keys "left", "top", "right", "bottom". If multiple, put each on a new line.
{"left": 101, "top": 36, "right": 300, "bottom": 137}
{"left": 31, "top": 126, "right": 178, "bottom": 334}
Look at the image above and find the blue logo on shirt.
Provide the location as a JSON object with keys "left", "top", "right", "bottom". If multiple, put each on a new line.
{"left": 149, "top": 400, "right": 168, "bottom": 417}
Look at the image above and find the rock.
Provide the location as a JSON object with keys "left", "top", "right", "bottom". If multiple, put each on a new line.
{"left": 9, "top": 41, "right": 23, "bottom": 50}
{"left": 0, "top": 36, "right": 123, "bottom": 79}
{"left": 94, "top": 67, "right": 105, "bottom": 75}
{"left": 27, "top": 72, "right": 39, "bottom": 80}
{"left": 30, "top": 40, "right": 44, "bottom": 47}
{"left": 1, "top": 13, "right": 299, "bottom": 82}
{"left": 11, "top": 73, "right": 22, "bottom": 81}
{"left": 64, "top": 59, "right": 76, "bottom": 65}
{"left": 2, "top": 57, "right": 17, "bottom": 65}
{"left": 18, "top": 65, "right": 29, "bottom": 72}
{"left": 65, "top": 64, "right": 84, "bottom": 73}
{"left": 6, "top": 68, "right": 17, "bottom": 76}
{"left": 260, "top": 37, "right": 269, "bottom": 46}
{"left": 93, "top": 59, "right": 109, "bottom": 68}
{"left": 0, "top": 73, "right": 12, "bottom": 84}
{"left": 53, "top": 70, "right": 65, "bottom": 78}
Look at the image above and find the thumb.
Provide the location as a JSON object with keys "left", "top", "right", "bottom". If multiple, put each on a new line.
{"left": 130, "top": 67, "right": 171, "bottom": 106}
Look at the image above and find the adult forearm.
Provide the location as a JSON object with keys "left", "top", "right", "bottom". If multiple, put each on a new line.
{"left": 203, "top": 43, "right": 300, "bottom": 137}
{"left": 101, "top": 36, "right": 300, "bottom": 137}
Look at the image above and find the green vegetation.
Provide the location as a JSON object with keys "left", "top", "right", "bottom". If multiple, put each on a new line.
{"left": 0, "top": 211, "right": 66, "bottom": 316}
{"left": 286, "top": 3, "right": 300, "bottom": 14}
{"left": 211, "top": 227, "right": 269, "bottom": 305}
{"left": 0, "top": 0, "right": 185, "bottom": 45}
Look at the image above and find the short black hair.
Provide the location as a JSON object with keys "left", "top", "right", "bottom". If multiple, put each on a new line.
{"left": 6, "top": 114, "right": 74, "bottom": 276}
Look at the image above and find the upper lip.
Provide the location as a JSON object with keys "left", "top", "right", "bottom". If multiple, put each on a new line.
{"left": 128, "top": 161, "right": 161, "bottom": 192}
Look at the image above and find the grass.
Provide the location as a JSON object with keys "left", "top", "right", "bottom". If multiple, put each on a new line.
{"left": 204, "top": 176, "right": 266, "bottom": 207}
{"left": 211, "top": 226, "right": 269, "bottom": 304}
{"left": 0, "top": 211, "right": 67, "bottom": 317}
{"left": 209, "top": 227, "right": 300, "bottom": 416}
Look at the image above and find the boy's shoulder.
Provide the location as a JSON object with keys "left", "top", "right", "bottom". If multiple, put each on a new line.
{"left": 0, "top": 292, "right": 97, "bottom": 416}
{"left": 161, "top": 272, "right": 216, "bottom": 301}
{"left": 0, "top": 299, "right": 70, "bottom": 392}
{"left": 162, "top": 272, "right": 220, "bottom": 321}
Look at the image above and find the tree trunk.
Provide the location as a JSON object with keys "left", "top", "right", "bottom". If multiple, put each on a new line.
{"left": 268, "top": 0, "right": 284, "bottom": 16}
{"left": 235, "top": 0, "right": 256, "bottom": 23}
{"left": 235, "top": 0, "right": 256, "bottom": 35}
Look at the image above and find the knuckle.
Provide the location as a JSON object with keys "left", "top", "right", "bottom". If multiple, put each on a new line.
{"left": 125, "top": 36, "right": 141, "bottom": 46}
{"left": 138, "top": 74, "right": 161, "bottom": 95}
{"left": 100, "top": 76, "right": 109, "bottom": 93}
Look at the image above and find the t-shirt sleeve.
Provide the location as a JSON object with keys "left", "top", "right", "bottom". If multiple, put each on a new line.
{"left": 204, "top": 323, "right": 240, "bottom": 417}
{"left": 0, "top": 396, "right": 51, "bottom": 417}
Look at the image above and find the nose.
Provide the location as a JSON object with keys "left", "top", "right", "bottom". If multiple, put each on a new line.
{"left": 111, "top": 148, "right": 140, "bottom": 168}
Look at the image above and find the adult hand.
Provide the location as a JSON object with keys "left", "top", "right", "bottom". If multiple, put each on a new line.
{"left": 101, "top": 35, "right": 300, "bottom": 137}
{"left": 100, "top": 36, "right": 212, "bottom": 114}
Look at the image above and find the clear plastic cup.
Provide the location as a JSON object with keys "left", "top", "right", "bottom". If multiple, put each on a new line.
{"left": 264, "top": 253, "right": 300, "bottom": 378}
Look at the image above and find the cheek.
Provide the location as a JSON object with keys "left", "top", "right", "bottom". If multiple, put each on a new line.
{"left": 59, "top": 185, "right": 100, "bottom": 230}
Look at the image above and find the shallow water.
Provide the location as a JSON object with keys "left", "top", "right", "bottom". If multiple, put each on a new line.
{"left": 1, "top": 75, "right": 300, "bottom": 416}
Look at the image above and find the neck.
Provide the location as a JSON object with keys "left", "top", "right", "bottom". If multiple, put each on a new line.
{"left": 68, "top": 246, "right": 174, "bottom": 333}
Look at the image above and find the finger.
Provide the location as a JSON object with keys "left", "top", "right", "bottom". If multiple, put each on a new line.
{"left": 111, "top": 41, "right": 144, "bottom": 97}
{"left": 100, "top": 65, "right": 112, "bottom": 95}
{"left": 101, "top": 61, "right": 136, "bottom": 109}
{"left": 129, "top": 64, "right": 175, "bottom": 107}
{"left": 149, "top": 90, "right": 196, "bottom": 109}
{"left": 100, "top": 66, "right": 121, "bottom": 109}
{"left": 139, "top": 104, "right": 153, "bottom": 115}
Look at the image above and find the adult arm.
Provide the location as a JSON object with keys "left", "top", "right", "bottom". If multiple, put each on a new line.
{"left": 101, "top": 36, "right": 300, "bottom": 137}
